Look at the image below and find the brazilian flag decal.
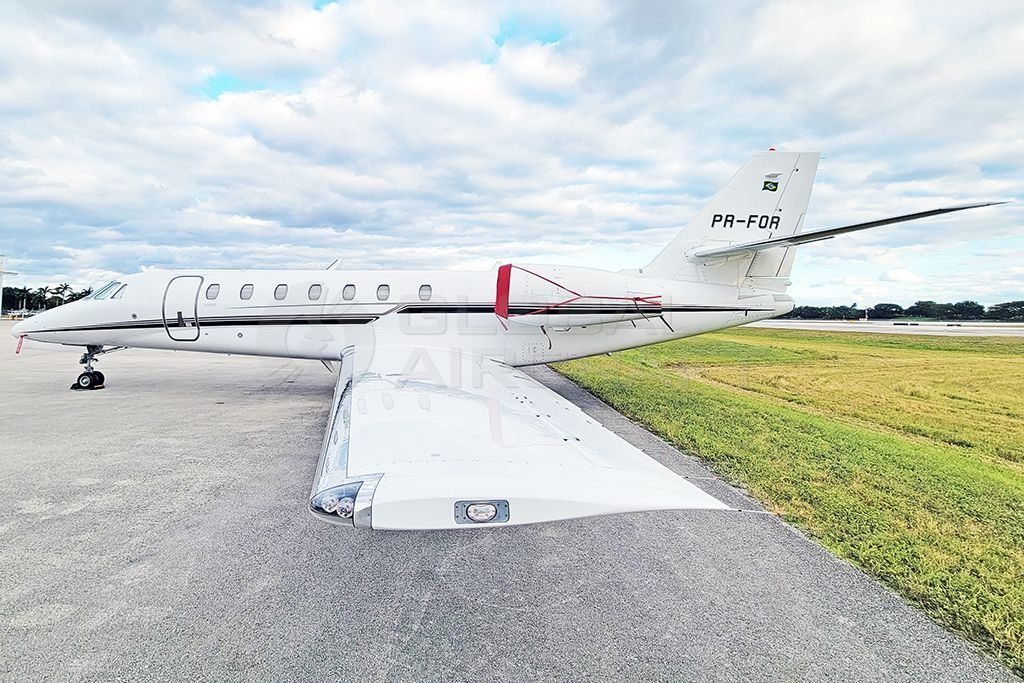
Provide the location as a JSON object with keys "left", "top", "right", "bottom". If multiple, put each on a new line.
{"left": 762, "top": 180, "right": 778, "bottom": 192}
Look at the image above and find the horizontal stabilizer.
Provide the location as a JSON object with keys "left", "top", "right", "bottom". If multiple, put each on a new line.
{"left": 687, "top": 201, "right": 1007, "bottom": 261}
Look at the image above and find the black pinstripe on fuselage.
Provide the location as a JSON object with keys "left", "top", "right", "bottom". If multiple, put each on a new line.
{"left": 34, "top": 302, "right": 771, "bottom": 334}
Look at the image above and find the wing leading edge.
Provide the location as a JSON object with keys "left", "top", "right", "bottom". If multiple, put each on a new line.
{"left": 308, "top": 346, "right": 729, "bottom": 530}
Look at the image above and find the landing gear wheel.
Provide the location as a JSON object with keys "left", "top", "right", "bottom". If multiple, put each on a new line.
{"left": 70, "top": 344, "right": 123, "bottom": 390}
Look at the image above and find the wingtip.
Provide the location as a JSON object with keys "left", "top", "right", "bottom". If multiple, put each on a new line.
{"left": 943, "top": 200, "right": 1012, "bottom": 212}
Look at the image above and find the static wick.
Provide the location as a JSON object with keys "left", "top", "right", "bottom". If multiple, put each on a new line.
{"left": 16, "top": 335, "right": 24, "bottom": 355}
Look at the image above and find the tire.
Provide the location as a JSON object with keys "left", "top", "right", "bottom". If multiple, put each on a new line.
{"left": 76, "top": 372, "right": 93, "bottom": 390}
{"left": 92, "top": 371, "right": 105, "bottom": 386}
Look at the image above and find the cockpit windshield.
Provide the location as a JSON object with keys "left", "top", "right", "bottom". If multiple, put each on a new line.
{"left": 90, "top": 281, "right": 122, "bottom": 300}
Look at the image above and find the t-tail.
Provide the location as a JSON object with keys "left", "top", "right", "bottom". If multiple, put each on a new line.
{"left": 642, "top": 151, "right": 1006, "bottom": 293}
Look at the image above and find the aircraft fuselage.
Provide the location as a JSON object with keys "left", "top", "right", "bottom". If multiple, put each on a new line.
{"left": 13, "top": 266, "right": 791, "bottom": 366}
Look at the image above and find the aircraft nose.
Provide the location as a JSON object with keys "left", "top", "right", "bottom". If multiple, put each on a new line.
{"left": 11, "top": 318, "right": 32, "bottom": 338}
{"left": 11, "top": 311, "right": 47, "bottom": 338}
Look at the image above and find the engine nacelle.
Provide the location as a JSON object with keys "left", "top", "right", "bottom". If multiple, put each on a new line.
{"left": 495, "top": 264, "right": 661, "bottom": 328}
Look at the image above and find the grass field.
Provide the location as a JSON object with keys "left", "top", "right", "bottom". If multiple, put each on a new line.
{"left": 554, "top": 328, "right": 1024, "bottom": 675}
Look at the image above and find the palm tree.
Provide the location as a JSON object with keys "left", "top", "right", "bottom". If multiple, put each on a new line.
{"left": 66, "top": 287, "right": 92, "bottom": 303}
{"left": 14, "top": 286, "right": 30, "bottom": 311}
{"left": 33, "top": 286, "right": 51, "bottom": 311}
{"left": 7, "top": 286, "right": 29, "bottom": 311}
{"left": 53, "top": 282, "right": 71, "bottom": 306}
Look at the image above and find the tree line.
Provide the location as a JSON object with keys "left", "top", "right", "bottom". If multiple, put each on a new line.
{"left": 2, "top": 285, "right": 93, "bottom": 312}
{"left": 782, "top": 300, "right": 1024, "bottom": 321}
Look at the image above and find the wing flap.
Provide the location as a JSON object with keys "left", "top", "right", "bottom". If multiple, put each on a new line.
{"left": 370, "top": 467, "right": 725, "bottom": 530}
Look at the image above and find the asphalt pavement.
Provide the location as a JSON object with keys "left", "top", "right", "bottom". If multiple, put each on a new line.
{"left": 0, "top": 321, "right": 1015, "bottom": 682}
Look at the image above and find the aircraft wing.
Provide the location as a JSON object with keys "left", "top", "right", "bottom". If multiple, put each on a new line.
{"left": 687, "top": 201, "right": 1006, "bottom": 261}
{"left": 308, "top": 346, "right": 729, "bottom": 530}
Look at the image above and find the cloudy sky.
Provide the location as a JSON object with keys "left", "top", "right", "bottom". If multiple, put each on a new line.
{"left": 1, "top": 0, "right": 1022, "bottom": 306}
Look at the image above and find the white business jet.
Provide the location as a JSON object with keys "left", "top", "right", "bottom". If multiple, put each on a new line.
{"left": 11, "top": 152, "right": 1003, "bottom": 530}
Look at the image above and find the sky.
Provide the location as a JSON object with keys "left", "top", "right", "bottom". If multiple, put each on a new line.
{"left": 0, "top": 0, "right": 1022, "bottom": 306}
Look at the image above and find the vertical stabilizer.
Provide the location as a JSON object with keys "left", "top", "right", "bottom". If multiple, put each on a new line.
{"left": 643, "top": 152, "right": 819, "bottom": 287}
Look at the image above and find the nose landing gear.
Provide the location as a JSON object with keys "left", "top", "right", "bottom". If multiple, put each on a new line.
{"left": 70, "top": 345, "right": 124, "bottom": 391}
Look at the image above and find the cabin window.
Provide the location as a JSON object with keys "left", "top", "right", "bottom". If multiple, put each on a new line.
{"left": 342, "top": 284, "right": 356, "bottom": 301}
{"left": 205, "top": 284, "right": 220, "bottom": 300}
{"left": 376, "top": 284, "right": 390, "bottom": 301}
{"left": 240, "top": 284, "right": 254, "bottom": 300}
{"left": 418, "top": 284, "right": 432, "bottom": 301}
{"left": 308, "top": 284, "right": 322, "bottom": 301}
{"left": 111, "top": 284, "right": 128, "bottom": 300}
{"left": 274, "top": 284, "right": 288, "bottom": 301}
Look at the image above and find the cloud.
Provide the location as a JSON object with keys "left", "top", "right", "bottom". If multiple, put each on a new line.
{"left": 881, "top": 269, "right": 924, "bottom": 283}
{"left": 0, "top": 0, "right": 1022, "bottom": 306}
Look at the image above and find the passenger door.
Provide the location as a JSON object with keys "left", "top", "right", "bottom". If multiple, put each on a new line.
{"left": 163, "top": 275, "right": 203, "bottom": 341}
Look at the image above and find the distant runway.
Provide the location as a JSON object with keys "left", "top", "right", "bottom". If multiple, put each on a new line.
{"left": 752, "top": 319, "right": 1024, "bottom": 336}
{"left": 0, "top": 322, "right": 1013, "bottom": 682}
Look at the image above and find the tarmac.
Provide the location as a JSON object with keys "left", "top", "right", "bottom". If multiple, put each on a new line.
{"left": 0, "top": 320, "right": 1016, "bottom": 682}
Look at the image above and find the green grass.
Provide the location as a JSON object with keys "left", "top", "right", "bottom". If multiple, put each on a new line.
{"left": 554, "top": 328, "right": 1024, "bottom": 675}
